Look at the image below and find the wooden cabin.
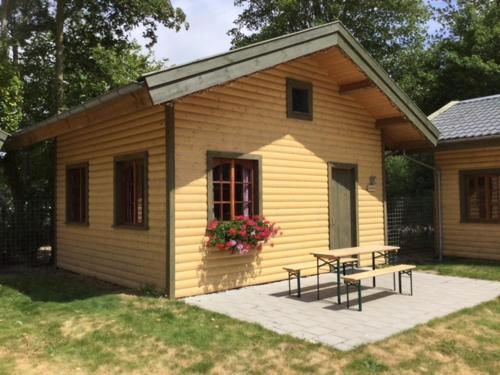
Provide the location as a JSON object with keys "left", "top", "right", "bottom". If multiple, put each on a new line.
{"left": 4, "top": 22, "right": 439, "bottom": 297}
{"left": 432, "top": 95, "right": 500, "bottom": 261}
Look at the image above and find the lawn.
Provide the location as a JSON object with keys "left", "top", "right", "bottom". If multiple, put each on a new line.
{"left": 0, "top": 259, "right": 499, "bottom": 375}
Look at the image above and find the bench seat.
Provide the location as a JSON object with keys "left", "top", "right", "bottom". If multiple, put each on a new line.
{"left": 341, "top": 264, "right": 416, "bottom": 311}
{"left": 341, "top": 264, "right": 415, "bottom": 282}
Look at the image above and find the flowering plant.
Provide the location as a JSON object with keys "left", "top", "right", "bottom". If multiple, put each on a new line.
{"left": 206, "top": 216, "right": 281, "bottom": 255}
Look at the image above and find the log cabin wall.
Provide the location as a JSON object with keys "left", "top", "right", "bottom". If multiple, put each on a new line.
{"left": 56, "top": 92, "right": 167, "bottom": 289}
{"left": 174, "top": 55, "right": 385, "bottom": 297}
{"left": 436, "top": 144, "right": 500, "bottom": 261}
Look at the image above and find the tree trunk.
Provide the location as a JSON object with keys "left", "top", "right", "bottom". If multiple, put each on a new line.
{"left": 0, "top": 0, "right": 10, "bottom": 56}
{"left": 54, "top": 0, "right": 65, "bottom": 113}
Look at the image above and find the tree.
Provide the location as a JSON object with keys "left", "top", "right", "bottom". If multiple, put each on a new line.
{"left": 50, "top": 0, "right": 187, "bottom": 113}
{"left": 0, "top": 0, "right": 187, "bottom": 264}
{"left": 229, "top": 0, "right": 431, "bottom": 81}
{"left": 419, "top": 0, "right": 500, "bottom": 113}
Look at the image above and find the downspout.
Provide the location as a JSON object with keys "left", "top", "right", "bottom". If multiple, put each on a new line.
{"left": 401, "top": 151, "right": 443, "bottom": 261}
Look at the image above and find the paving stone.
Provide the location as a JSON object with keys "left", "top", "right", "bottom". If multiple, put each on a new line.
{"left": 185, "top": 271, "right": 500, "bottom": 351}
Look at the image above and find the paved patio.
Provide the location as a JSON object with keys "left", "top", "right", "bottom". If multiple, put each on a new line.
{"left": 185, "top": 271, "right": 500, "bottom": 350}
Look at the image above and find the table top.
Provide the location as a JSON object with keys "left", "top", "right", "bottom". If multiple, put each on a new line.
{"left": 311, "top": 245, "right": 399, "bottom": 259}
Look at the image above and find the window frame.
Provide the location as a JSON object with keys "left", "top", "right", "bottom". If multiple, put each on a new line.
{"left": 459, "top": 168, "right": 500, "bottom": 224}
{"left": 207, "top": 151, "right": 263, "bottom": 222}
{"left": 286, "top": 78, "right": 313, "bottom": 121}
{"left": 113, "top": 151, "right": 149, "bottom": 230}
{"left": 65, "top": 162, "right": 89, "bottom": 225}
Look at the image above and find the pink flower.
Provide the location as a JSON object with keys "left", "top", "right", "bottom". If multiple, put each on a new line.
{"left": 229, "top": 228, "right": 238, "bottom": 235}
{"left": 208, "top": 220, "right": 219, "bottom": 230}
{"left": 226, "top": 240, "right": 237, "bottom": 247}
{"left": 216, "top": 243, "right": 226, "bottom": 251}
{"left": 246, "top": 219, "right": 256, "bottom": 226}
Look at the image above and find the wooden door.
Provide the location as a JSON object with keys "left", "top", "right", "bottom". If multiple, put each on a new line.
{"left": 329, "top": 163, "right": 357, "bottom": 249}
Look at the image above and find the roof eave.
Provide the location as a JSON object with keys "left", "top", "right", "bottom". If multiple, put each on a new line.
{"left": 437, "top": 134, "right": 500, "bottom": 151}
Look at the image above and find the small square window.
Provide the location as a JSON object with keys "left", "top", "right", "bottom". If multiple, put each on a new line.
{"left": 287, "top": 78, "right": 313, "bottom": 121}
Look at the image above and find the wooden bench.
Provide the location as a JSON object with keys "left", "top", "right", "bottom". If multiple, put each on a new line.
{"left": 341, "top": 264, "right": 416, "bottom": 311}
{"left": 283, "top": 257, "right": 358, "bottom": 297}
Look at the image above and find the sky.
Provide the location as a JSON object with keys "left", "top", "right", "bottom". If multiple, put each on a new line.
{"left": 131, "top": 0, "right": 443, "bottom": 67}
{"left": 131, "top": 0, "right": 242, "bottom": 66}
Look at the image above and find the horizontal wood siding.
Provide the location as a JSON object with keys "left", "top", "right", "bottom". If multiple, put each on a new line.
{"left": 436, "top": 145, "right": 500, "bottom": 261}
{"left": 56, "top": 98, "right": 167, "bottom": 289}
{"left": 174, "top": 56, "right": 385, "bottom": 297}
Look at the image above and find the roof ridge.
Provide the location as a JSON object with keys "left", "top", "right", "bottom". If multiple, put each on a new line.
{"left": 457, "top": 93, "right": 500, "bottom": 104}
{"left": 142, "top": 21, "right": 342, "bottom": 78}
{"left": 428, "top": 100, "right": 459, "bottom": 120}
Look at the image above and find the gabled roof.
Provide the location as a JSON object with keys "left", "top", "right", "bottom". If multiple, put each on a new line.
{"left": 430, "top": 94, "right": 500, "bottom": 142}
{"left": 0, "top": 129, "right": 9, "bottom": 150}
{"left": 143, "top": 21, "right": 438, "bottom": 145}
{"left": 6, "top": 21, "right": 439, "bottom": 150}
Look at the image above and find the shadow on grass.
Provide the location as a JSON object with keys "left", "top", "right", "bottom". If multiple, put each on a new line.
{"left": 0, "top": 266, "right": 126, "bottom": 302}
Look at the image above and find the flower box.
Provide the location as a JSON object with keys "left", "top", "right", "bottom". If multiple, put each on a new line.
{"left": 206, "top": 216, "right": 281, "bottom": 255}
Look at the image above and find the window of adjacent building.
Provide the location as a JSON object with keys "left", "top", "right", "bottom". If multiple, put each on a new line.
{"left": 114, "top": 153, "right": 147, "bottom": 227}
{"left": 66, "top": 164, "right": 88, "bottom": 224}
{"left": 461, "top": 170, "right": 500, "bottom": 223}
{"left": 210, "top": 157, "right": 260, "bottom": 221}
{"left": 287, "top": 78, "right": 313, "bottom": 120}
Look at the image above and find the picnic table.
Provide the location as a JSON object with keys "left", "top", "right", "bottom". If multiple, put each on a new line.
{"left": 311, "top": 245, "right": 399, "bottom": 304}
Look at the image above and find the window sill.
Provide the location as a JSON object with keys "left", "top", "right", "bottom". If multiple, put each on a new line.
{"left": 112, "top": 224, "right": 149, "bottom": 231}
{"left": 287, "top": 112, "right": 313, "bottom": 121}
{"left": 460, "top": 220, "right": 500, "bottom": 224}
{"left": 65, "top": 221, "right": 89, "bottom": 227}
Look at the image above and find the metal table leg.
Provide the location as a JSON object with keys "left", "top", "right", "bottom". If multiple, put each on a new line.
{"left": 337, "top": 258, "right": 341, "bottom": 304}
{"left": 358, "top": 281, "right": 362, "bottom": 311}
{"left": 297, "top": 271, "right": 301, "bottom": 298}
{"left": 410, "top": 270, "right": 413, "bottom": 296}
{"left": 398, "top": 271, "right": 402, "bottom": 294}
{"left": 372, "top": 252, "right": 376, "bottom": 287}
{"left": 316, "top": 257, "right": 320, "bottom": 300}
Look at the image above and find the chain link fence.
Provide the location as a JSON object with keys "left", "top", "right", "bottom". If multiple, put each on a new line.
{"left": 387, "top": 195, "right": 435, "bottom": 258}
{"left": 0, "top": 180, "right": 53, "bottom": 267}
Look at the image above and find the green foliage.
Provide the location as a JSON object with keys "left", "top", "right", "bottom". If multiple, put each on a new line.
{"left": 384, "top": 153, "right": 434, "bottom": 197}
{"left": 0, "top": 1, "right": 187, "bottom": 263}
{"left": 229, "top": 0, "right": 431, "bottom": 81}
{"left": 0, "top": 61, "right": 23, "bottom": 133}
{"left": 4, "top": 0, "right": 186, "bottom": 125}
{"left": 419, "top": 0, "right": 500, "bottom": 113}
{"left": 345, "top": 355, "right": 389, "bottom": 374}
{"left": 64, "top": 43, "right": 165, "bottom": 104}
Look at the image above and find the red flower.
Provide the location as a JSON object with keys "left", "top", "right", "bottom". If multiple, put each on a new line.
{"left": 208, "top": 220, "right": 219, "bottom": 230}
{"left": 206, "top": 216, "right": 280, "bottom": 255}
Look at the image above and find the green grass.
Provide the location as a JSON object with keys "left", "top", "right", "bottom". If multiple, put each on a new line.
{"left": 417, "top": 257, "right": 500, "bottom": 281}
{"left": 0, "top": 261, "right": 498, "bottom": 374}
